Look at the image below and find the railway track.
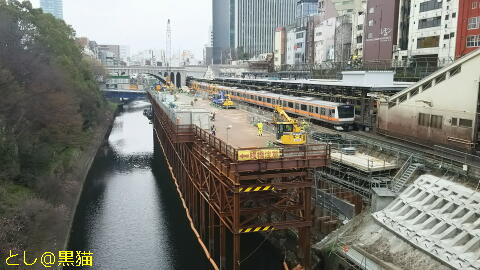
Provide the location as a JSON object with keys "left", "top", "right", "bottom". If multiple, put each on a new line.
{"left": 238, "top": 102, "right": 480, "bottom": 177}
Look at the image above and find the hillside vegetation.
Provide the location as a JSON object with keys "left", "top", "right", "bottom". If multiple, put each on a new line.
{"left": 0, "top": 0, "right": 111, "bottom": 259}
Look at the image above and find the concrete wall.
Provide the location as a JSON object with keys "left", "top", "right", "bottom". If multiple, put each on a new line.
{"left": 377, "top": 52, "right": 480, "bottom": 149}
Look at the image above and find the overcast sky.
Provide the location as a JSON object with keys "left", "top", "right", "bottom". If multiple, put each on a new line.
{"left": 30, "top": 0, "right": 212, "bottom": 58}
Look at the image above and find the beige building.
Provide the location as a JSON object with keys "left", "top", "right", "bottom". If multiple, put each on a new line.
{"left": 377, "top": 49, "right": 480, "bottom": 150}
{"left": 274, "top": 27, "right": 286, "bottom": 69}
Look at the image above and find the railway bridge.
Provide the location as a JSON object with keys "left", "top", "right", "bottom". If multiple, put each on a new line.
{"left": 106, "top": 66, "right": 187, "bottom": 87}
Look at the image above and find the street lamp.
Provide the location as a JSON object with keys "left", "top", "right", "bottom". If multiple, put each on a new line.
{"left": 226, "top": 125, "right": 232, "bottom": 145}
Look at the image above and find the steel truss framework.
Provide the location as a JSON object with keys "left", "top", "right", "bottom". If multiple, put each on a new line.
{"left": 149, "top": 93, "right": 329, "bottom": 270}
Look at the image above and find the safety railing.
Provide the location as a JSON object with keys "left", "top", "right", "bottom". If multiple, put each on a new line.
{"left": 192, "top": 125, "right": 330, "bottom": 163}
{"left": 150, "top": 91, "right": 330, "bottom": 164}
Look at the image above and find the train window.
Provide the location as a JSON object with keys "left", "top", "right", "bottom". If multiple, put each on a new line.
{"left": 288, "top": 102, "right": 293, "bottom": 108}
{"left": 430, "top": 115, "right": 443, "bottom": 129}
{"left": 321, "top": 108, "right": 326, "bottom": 115}
{"left": 301, "top": 104, "right": 307, "bottom": 111}
{"left": 459, "top": 118, "right": 473, "bottom": 128}
{"left": 250, "top": 95, "right": 254, "bottom": 100}
{"left": 315, "top": 107, "right": 319, "bottom": 114}
{"left": 338, "top": 105, "right": 354, "bottom": 118}
{"left": 451, "top": 118, "right": 458, "bottom": 126}
{"left": 330, "top": 109, "right": 335, "bottom": 116}
{"left": 267, "top": 98, "right": 271, "bottom": 103}
{"left": 295, "top": 103, "right": 299, "bottom": 110}
{"left": 418, "top": 113, "right": 430, "bottom": 126}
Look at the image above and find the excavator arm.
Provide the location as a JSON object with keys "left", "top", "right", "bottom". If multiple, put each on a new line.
{"left": 274, "top": 105, "right": 294, "bottom": 123}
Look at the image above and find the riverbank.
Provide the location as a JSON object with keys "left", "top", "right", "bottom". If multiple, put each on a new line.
{"left": 62, "top": 106, "right": 118, "bottom": 251}
{"left": 0, "top": 104, "right": 116, "bottom": 269}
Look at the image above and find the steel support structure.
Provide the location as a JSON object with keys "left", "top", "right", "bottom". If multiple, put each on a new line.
{"left": 149, "top": 93, "right": 329, "bottom": 269}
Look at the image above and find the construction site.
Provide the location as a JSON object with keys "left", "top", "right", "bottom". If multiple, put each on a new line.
{"left": 146, "top": 49, "right": 480, "bottom": 270}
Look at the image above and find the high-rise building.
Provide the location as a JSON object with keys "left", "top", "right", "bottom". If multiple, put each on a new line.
{"left": 212, "top": 0, "right": 232, "bottom": 64}
{"left": 363, "top": 0, "right": 400, "bottom": 63}
{"left": 212, "top": 0, "right": 297, "bottom": 62}
{"left": 455, "top": 0, "right": 480, "bottom": 58}
{"left": 393, "top": 0, "right": 459, "bottom": 67}
{"left": 236, "top": 0, "right": 297, "bottom": 57}
{"left": 296, "top": 0, "right": 319, "bottom": 19}
{"left": 40, "top": 0, "right": 63, "bottom": 19}
{"left": 274, "top": 27, "right": 287, "bottom": 69}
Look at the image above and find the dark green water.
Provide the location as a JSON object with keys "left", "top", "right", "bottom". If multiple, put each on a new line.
{"left": 68, "top": 100, "right": 283, "bottom": 270}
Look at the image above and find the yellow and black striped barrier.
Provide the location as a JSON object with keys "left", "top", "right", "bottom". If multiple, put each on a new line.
{"left": 238, "top": 226, "right": 274, "bottom": 233}
{"left": 238, "top": 185, "right": 275, "bottom": 193}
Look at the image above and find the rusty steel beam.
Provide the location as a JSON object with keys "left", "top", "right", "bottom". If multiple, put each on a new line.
{"left": 148, "top": 92, "right": 328, "bottom": 270}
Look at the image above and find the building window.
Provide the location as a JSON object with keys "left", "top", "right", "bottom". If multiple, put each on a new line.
{"left": 466, "top": 35, "right": 480, "bottom": 47}
{"left": 445, "top": 14, "right": 449, "bottom": 20}
{"left": 357, "top": 35, "right": 363, "bottom": 43}
{"left": 452, "top": 12, "right": 456, "bottom": 18}
{"left": 368, "top": 32, "right": 373, "bottom": 39}
{"left": 368, "top": 19, "right": 374, "bottom": 26}
{"left": 417, "top": 36, "right": 440, "bottom": 48}
{"left": 468, "top": 17, "right": 480, "bottom": 29}
{"left": 451, "top": 117, "right": 458, "bottom": 126}
{"left": 473, "top": 1, "right": 478, "bottom": 9}
{"left": 418, "top": 16, "right": 441, "bottom": 29}
{"left": 369, "top": 7, "right": 375, "bottom": 13}
{"left": 420, "top": 0, "right": 442, "bottom": 12}
{"left": 444, "top": 34, "right": 450, "bottom": 39}
{"left": 459, "top": 118, "right": 473, "bottom": 127}
{"left": 430, "top": 115, "right": 443, "bottom": 129}
{"left": 419, "top": 113, "right": 431, "bottom": 126}
{"left": 296, "top": 32, "right": 304, "bottom": 39}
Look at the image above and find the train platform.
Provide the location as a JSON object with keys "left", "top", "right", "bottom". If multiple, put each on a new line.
{"left": 330, "top": 151, "right": 397, "bottom": 172}
{"left": 175, "top": 93, "right": 276, "bottom": 148}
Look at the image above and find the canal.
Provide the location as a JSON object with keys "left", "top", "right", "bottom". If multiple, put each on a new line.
{"left": 68, "top": 100, "right": 283, "bottom": 270}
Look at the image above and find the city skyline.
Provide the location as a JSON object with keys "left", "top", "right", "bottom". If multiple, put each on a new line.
{"left": 30, "top": 0, "right": 211, "bottom": 58}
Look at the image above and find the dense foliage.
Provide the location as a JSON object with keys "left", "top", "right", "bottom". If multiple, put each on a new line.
{"left": 0, "top": 0, "right": 109, "bottom": 255}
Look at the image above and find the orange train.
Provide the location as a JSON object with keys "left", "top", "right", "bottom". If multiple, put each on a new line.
{"left": 192, "top": 82, "right": 355, "bottom": 130}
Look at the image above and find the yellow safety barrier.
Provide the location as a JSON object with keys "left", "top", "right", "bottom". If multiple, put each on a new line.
{"left": 238, "top": 226, "right": 274, "bottom": 233}
{"left": 238, "top": 186, "right": 275, "bottom": 192}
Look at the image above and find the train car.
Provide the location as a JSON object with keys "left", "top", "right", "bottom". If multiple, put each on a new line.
{"left": 193, "top": 82, "right": 355, "bottom": 130}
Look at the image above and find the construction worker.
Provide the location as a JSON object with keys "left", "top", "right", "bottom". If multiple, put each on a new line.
{"left": 257, "top": 122, "right": 263, "bottom": 136}
{"left": 211, "top": 125, "right": 216, "bottom": 136}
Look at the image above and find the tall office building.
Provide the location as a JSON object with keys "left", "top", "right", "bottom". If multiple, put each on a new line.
{"left": 40, "top": 0, "right": 63, "bottom": 19}
{"left": 296, "top": 0, "right": 319, "bottom": 19}
{"left": 212, "top": 0, "right": 297, "bottom": 62}
{"left": 212, "top": 0, "right": 232, "bottom": 64}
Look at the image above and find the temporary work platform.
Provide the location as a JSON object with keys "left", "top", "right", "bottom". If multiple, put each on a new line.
{"left": 148, "top": 90, "right": 330, "bottom": 270}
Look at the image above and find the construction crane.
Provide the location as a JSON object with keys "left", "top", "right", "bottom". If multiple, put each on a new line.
{"left": 272, "top": 105, "right": 306, "bottom": 145}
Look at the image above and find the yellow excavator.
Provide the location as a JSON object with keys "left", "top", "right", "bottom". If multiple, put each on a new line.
{"left": 273, "top": 105, "right": 306, "bottom": 145}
